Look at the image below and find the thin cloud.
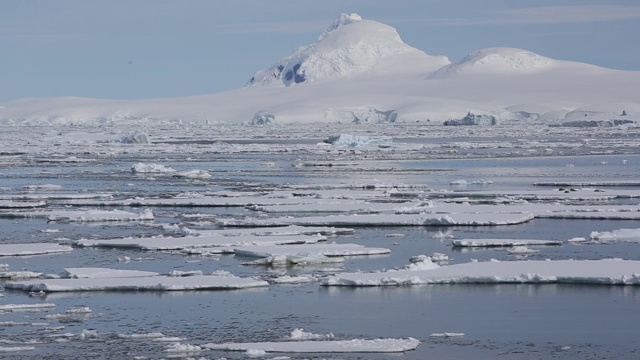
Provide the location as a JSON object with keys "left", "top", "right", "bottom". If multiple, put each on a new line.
{"left": 215, "top": 20, "right": 327, "bottom": 34}
{"left": 491, "top": 5, "right": 640, "bottom": 24}
{"left": 384, "top": 5, "right": 640, "bottom": 27}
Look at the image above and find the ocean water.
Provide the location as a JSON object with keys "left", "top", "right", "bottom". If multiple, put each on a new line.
{"left": 1, "top": 125, "right": 639, "bottom": 359}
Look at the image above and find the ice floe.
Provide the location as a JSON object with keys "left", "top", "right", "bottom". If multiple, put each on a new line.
{"left": 451, "top": 239, "right": 563, "bottom": 248}
{"left": 75, "top": 234, "right": 327, "bottom": 252}
{"left": 234, "top": 243, "right": 391, "bottom": 258}
{"left": 0, "top": 200, "right": 46, "bottom": 208}
{"left": 63, "top": 268, "right": 159, "bottom": 278}
{"left": 1, "top": 209, "right": 153, "bottom": 222}
{"left": 322, "top": 258, "right": 640, "bottom": 286}
{"left": 202, "top": 336, "right": 420, "bottom": 353}
{"left": 590, "top": 228, "right": 640, "bottom": 243}
{"left": 6, "top": 274, "right": 269, "bottom": 292}
{"left": 131, "top": 162, "right": 176, "bottom": 174}
{"left": 218, "top": 212, "right": 535, "bottom": 227}
{"left": 0, "top": 243, "right": 73, "bottom": 257}
{"left": 0, "top": 303, "right": 56, "bottom": 312}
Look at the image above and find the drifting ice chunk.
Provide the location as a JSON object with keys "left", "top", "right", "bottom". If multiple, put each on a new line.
{"left": 63, "top": 268, "right": 159, "bottom": 278}
{"left": 75, "top": 234, "right": 327, "bottom": 252}
{"left": 218, "top": 212, "right": 535, "bottom": 227}
{"left": 47, "top": 209, "right": 154, "bottom": 222}
{"left": 131, "top": 163, "right": 176, "bottom": 174}
{"left": 590, "top": 228, "right": 640, "bottom": 242}
{"left": 322, "top": 259, "right": 640, "bottom": 286}
{"left": 0, "top": 303, "right": 55, "bottom": 311}
{"left": 234, "top": 243, "right": 391, "bottom": 258}
{"left": 121, "top": 130, "right": 150, "bottom": 144}
{"left": 6, "top": 275, "right": 269, "bottom": 292}
{"left": 452, "top": 239, "right": 562, "bottom": 247}
{"left": 0, "top": 271, "right": 43, "bottom": 279}
{"left": 173, "top": 170, "right": 212, "bottom": 179}
{"left": 289, "top": 328, "right": 334, "bottom": 340}
{"left": 203, "top": 337, "right": 420, "bottom": 353}
{"left": 0, "top": 243, "right": 73, "bottom": 257}
{"left": 324, "top": 134, "right": 392, "bottom": 147}
{"left": 0, "top": 200, "right": 46, "bottom": 208}
{"left": 430, "top": 332, "right": 465, "bottom": 338}
{"left": 507, "top": 246, "right": 540, "bottom": 255}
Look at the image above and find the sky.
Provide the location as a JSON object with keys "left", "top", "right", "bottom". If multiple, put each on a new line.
{"left": 1, "top": 0, "right": 639, "bottom": 103}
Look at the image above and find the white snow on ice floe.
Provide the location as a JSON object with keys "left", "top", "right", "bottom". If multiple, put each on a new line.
{"left": 289, "top": 328, "right": 334, "bottom": 340}
{"left": 234, "top": 243, "right": 391, "bottom": 259}
{"left": 4, "top": 209, "right": 153, "bottom": 222}
{"left": 591, "top": 228, "right": 640, "bottom": 243}
{"left": 452, "top": 239, "right": 563, "bottom": 247}
{"left": 507, "top": 246, "right": 540, "bottom": 255}
{"left": 75, "top": 234, "right": 327, "bottom": 252}
{"left": 0, "top": 243, "right": 73, "bottom": 257}
{"left": 218, "top": 212, "right": 535, "bottom": 227}
{"left": 429, "top": 332, "right": 465, "bottom": 338}
{"left": 0, "top": 303, "right": 55, "bottom": 312}
{"left": 48, "top": 209, "right": 154, "bottom": 222}
{"left": 0, "top": 346, "right": 36, "bottom": 352}
{"left": 6, "top": 274, "right": 269, "bottom": 292}
{"left": 131, "top": 162, "right": 176, "bottom": 174}
{"left": 202, "top": 337, "right": 420, "bottom": 353}
{"left": 63, "top": 268, "right": 159, "bottom": 278}
{"left": 0, "top": 200, "right": 46, "bottom": 208}
{"left": 322, "top": 258, "right": 640, "bottom": 286}
{"left": 0, "top": 271, "right": 43, "bottom": 279}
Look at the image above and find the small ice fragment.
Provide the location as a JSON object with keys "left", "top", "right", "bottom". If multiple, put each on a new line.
{"left": 429, "top": 332, "right": 465, "bottom": 338}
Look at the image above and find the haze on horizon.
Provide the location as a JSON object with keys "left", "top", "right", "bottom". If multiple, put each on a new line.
{"left": 1, "top": 0, "right": 639, "bottom": 103}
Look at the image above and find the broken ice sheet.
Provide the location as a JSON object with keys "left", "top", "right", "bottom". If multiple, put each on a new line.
{"left": 322, "top": 258, "right": 640, "bottom": 286}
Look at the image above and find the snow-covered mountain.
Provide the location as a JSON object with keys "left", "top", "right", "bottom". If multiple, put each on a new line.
{"left": 246, "top": 13, "right": 450, "bottom": 87}
{"left": 1, "top": 13, "right": 639, "bottom": 126}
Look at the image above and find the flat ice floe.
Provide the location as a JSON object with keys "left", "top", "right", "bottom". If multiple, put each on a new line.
{"left": 6, "top": 274, "right": 269, "bottom": 292}
{"left": 75, "top": 234, "right": 327, "bottom": 252}
{"left": 322, "top": 258, "right": 640, "bottom": 286}
{"left": 218, "top": 212, "right": 535, "bottom": 227}
{"left": 1, "top": 209, "right": 153, "bottom": 222}
{"left": 235, "top": 243, "right": 391, "bottom": 265}
{"left": 0, "top": 200, "right": 46, "bottom": 208}
{"left": 202, "top": 337, "right": 420, "bottom": 353}
{"left": 590, "top": 228, "right": 640, "bottom": 242}
{"left": 63, "top": 268, "right": 159, "bottom": 278}
{"left": 0, "top": 243, "right": 73, "bottom": 257}
{"left": 451, "top": 239, "right": 563, "bottom": 247}
{"left": 235, "top": 243, "right": 390, "bottom": 257}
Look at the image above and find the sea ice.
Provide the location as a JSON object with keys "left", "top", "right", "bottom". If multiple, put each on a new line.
{"left": 217, "top": 212, "right": 535, "bottom": 227}
{"left": 131, "top": 162, "right": 176, "bottom": 174}
{"left": 322, "top": 258, "right": 640, "bottom": 286}
{"left": 590, "top": 228, "right": 640, "bottom": 242}
{"left": 202, "top": 337, "right": 421, "bottom": 353}
{"left": 75, "top": 234, "right": 327, "bottom": 252}
{"left": 6, "top": 274, "right": 270, "bottom": 292}
{"left": 233, "top": 243, "right": 391, "bottom": 258}
{"left": 63, "top": 268, "right": 159, "bottom": 279}
{"left": 451, "top": 239, "right": 563, "bottom": 247}
{"left": 0, "top": 243, "right": 73, "bottom": 257}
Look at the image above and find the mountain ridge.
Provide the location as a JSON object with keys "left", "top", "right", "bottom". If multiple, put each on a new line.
{"left": 1, "top": 13, "right": 639, "bottom": 126}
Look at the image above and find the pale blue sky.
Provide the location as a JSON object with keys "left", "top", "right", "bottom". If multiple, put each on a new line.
{"left": 1, "top": 0, "right": 638, "bottom": 102}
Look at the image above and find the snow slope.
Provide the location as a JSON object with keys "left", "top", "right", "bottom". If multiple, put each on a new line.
{"left": 1, "top": 13, "right": 639, "bottom": 126}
